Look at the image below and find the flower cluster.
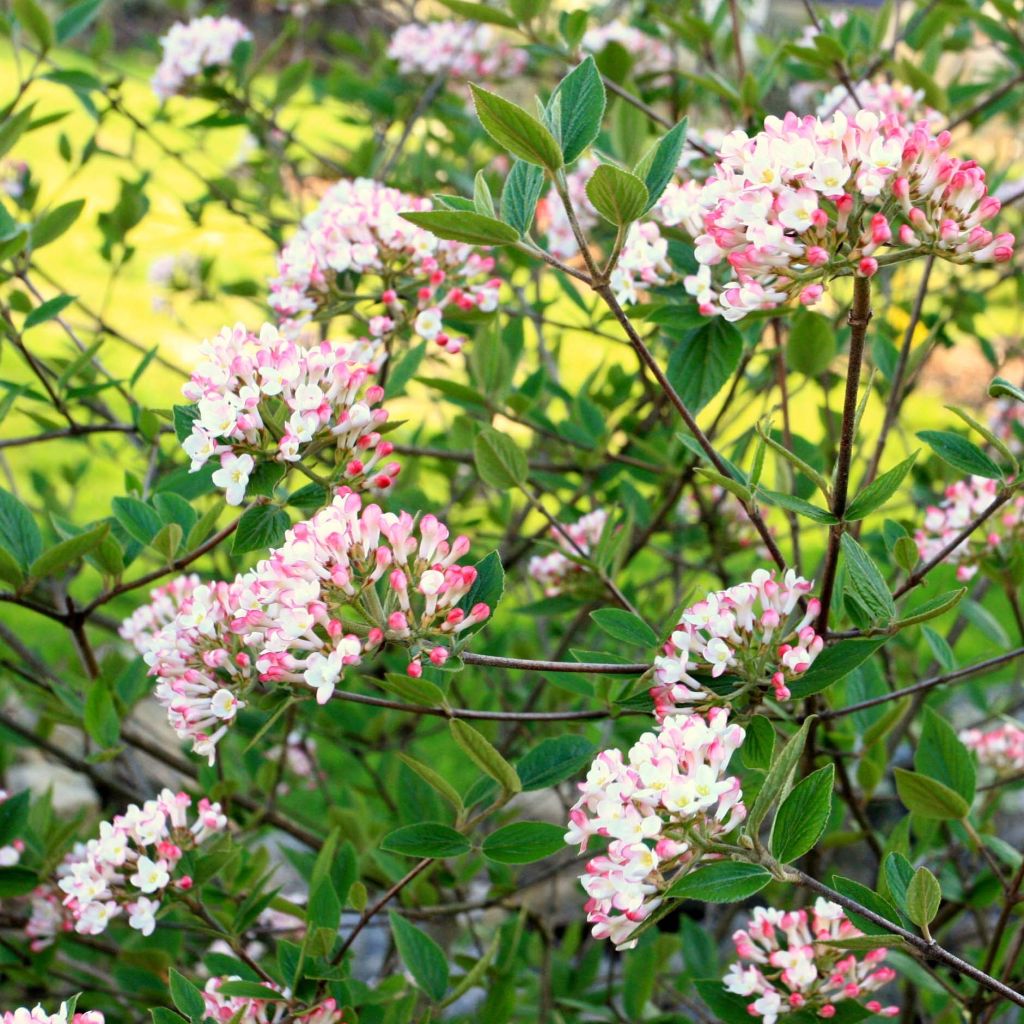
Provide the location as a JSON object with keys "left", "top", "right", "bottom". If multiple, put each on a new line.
{"left": 50, "top": 790, "right": 227, "bottom": 937}
{"left": 669, "top": 110, "right": 1013, "bottom": 320}
{"left": 651, "top": 569, "right": 822, "bottom": 720}
{"left": 817, "top": 80, "right": 941, "bottom": 127}
{"left": 0, "top": 790, "right": 25, "bottom": 867}
{"left": 123, "top": 493, "right": 490, "bottom": 761}
{"left": 269, "top": 177, "right": 501, "bottom": 351}
{"left": 179, "top": 322, "right": 398, "bottom": 505}
{"left": 528, "top": 508, "right": 608, "bottom": 597}
{"left": 678, "top": 485, "right": 768, "bottom": 553}
{"left": 610, "top": 222, "right": 673, "bottom": 305}
{"left": 1, "top": 159, "right": 29, "bottom": 200}
{"left": 961, "top": 722, "right": 1024, "bottom": 777}
{"left": 724, "top": 901, "right": 898, "bottom": 1023}
{"left": 387, "top": 20, "right": 526, "bottom": 80}
{"left": 152, "top": 17, "right": 252, "bottom": 100}
{"left": 914, "top": 475, "right": 1023, "bottom": 581}
{"left": 201, "top": 976, "right": 344, "bottom": 1023}
{"left": 565, "top": 709, "right": 746, "bottom": 949}
{"left": 2, "top": 1006, "right": 103, "bottom": 1024}
{"left": 582, "top": 22, "right": 676, "bottom": 77}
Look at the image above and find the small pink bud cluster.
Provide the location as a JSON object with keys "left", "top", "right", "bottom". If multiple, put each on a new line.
{"left": 652, "top": 569, "right": 822, "bottom": 720}
{"left": 961, "top": 722, "right": 1024, "bottom": 777}
{"left": 0, "top": 790, "right": 25, "bottom": 867}
{"left": 914, "top": 475, "right": 1023, "bottom": 581}
{"left": 582, "top": 22, "right": 676, "bottom": 77}
{"left": 47, "top": 790, "right": 227, "bottom": 938}
{"left": 181, "top": 322, "right": 399, "bottom": 505}
{"left": 387, "top": 21, "right": 526, "bottom": 80}
{"left": 678, "top": 484, "right": 768, "bottom": 553}
{"left": 528, "top": 508, "right": 608, "bottom": 597}
{"left": 666, "top": 110, "right": 1012, "bottom": 320}
{"left": 152, "top": 17, "right": 252, "bottom": 100}
{"left": 1, "top": 159, "right": 29, "bottom": 201}
{"left": 817, "top": 80, "right": 942, "bottom": 128}
{"left": 2, "top": 1006, "right": 103, "bottom": 1024}
{"left": 565, "top": 709, "right": 746, "bottom": 950}
{"left": 269, "top": 178, "right": 501, "bottom": 351}
{"left": 201, "top": 976, "right": 344, "bottom": 1023}
{"left": 724, "top": 901, "right": 898, "bottom": 1023}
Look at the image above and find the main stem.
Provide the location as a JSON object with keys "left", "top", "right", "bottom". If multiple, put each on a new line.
{"left": 816, "top": 276, "right": 872, "bottom": 633}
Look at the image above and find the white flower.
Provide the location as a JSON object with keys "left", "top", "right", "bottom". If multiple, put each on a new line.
{"left": 130, "top": 856, "right": 170, "bottom": 895}
{"left": 211, "top": 452, "right": 254, "bottom": 506}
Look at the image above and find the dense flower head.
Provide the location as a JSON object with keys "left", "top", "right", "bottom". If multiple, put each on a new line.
{"left": 152, "top": 17, "right": 252, "bottom": 100}
{"left": 961, "top": 721, "right": 1024, "bottom": 777}
{"left": 528, "top": 508, "right": 608, "bottom": 597}
{"left": 202, "top": 976, "right": 343, "bottom": 1023}
{"left": 387, "top": 20, "right": 526, "bottom": 80}
{"left": 666, "top": 110, "right": 1013, "bottom": 320}
{"left": 565, "top": 708, "right": 746, "bottom": 949}
{"left": 269, "top": 177, "right": 501, "bottom": 350}
{"left": 582, "top": 22, "right": 676, "bottom": 77}
{"left": 1, "top": 1006, "right": 103, "bottom": 1024}
{"left": 0, "top": 790, "right": 25, "bottom": 867}
{"left": 724, "top": 901, "right": 898, "bottom": 1023}
{"left": 46, "top": 790, "right": 227, "bottom": 938}
{"left": 817, "top": 79, "right": 942, "bottom": 127}
{"left": 914, "top": 475, "right": 1023, "bottom": 581}
{"left": 652, "top": 569, "right": 822, "bottom": 719}
{"left": 180, "top": 322, "right": 399, "bottom": 505}
{"left": 122, "top": 493, "right": 490, "bottom": 761}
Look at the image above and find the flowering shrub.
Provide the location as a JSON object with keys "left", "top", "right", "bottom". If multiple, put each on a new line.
{"left": 1, "top": 1, "right": 1024, "bottom": 1021}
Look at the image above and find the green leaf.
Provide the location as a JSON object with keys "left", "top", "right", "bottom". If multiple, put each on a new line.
{"left": 457, "top": 549, "right": 505, "bottom": 622}
{"left": 31, "top": 200, "right": 84, "bottom": 250}
{"left": 437, "top": 0, "right": 517, "bottom": 27}
{"left": 168, "top": 968, "right": 206, "bottom": 1020}
{"left": 399, "top": 210, "right": 521, "bottom": 247}
{"left": 915, "top": 707, "right": 975, "bottom": 804}
{"left": 667, "top": 861, "right": 771, "bottom": 902}
{"left": 883, "top": 852, "right": 915, "bottom": 912}
{"left": 55, "top": 0, "right": 104, "bottom": 43}
{"left": 906, "top": 866, "right": 941, "bottom": 929}
{"left": 474, "top": 426, "right": 528, "bottom": 488}
{"left": 831, "top": 875, "right": 902, "bottom": 937}
{"left": 390, "top": 911, "right": 449, "bottom": 1002}
{"left": 549, "top": 56, "right": 605, "bottom": 163}
{"left": 397, "top": 753, "right": 464, "bottom": 812}
{"left": 482, "top": 821, "right": 565, "bottom": 863}
{"left": 449, "top": 719, "right": 521, "bottom": 793}
{"left": 111, "top": 496, "right": 162, "bottom": 546}
{"left": 500, "top": 160, "right": 544, "bottom": 235}
{"left": 771, "top": 763, "right": 834, "bottom": 863}
{"left": 0, "top": 488, "right": 42, "bottom": 569}
{"left": 634, "top": 118, "right": 688, "bottom": 211}
{"left": 14, "top": 0, "right": 53, "bottom": 50}
{"left": 787, "top": 310, "right": 836, "bottom": 376}
{"left": 380, "top": 824, "right": 470, "bottom": 859}
{"left": 917, "top": 430, "right": 1002, "bottom": 480}
{"left": 473, "top": 170, "right": 496, "bottom": 218}
{"left": 791, "top": 637, "right": 889, "bottom": 699}
{"left": 84, "top": 680, "right": 120, "bottom": 749}
{"left": 470, "top": 84, "right": 563, "bottom": 171}
{"left": 0, "top": 866, "right": 39, "bottom": 897}
{"left": 232, "top": 505, "right": 289, "bottom": 555}
{"left": 741, "top": 716, "right": 775, "bottom": 771}
{"left": 695, "top": 980, "right": 756, "bottom": 1024}
{"left": 666, "top": 319, "right": 744, "bottom": 414}
{"left": 516, "top": 735, "right": 595, "bottom": 790}
{"left": 989, "top": 376, "right": 1024, "bottom": 404}
{"left": 745, "top": 716, "right": 814, "bottom": 837}
{"left": 841, "top": 534, "right": 895, "bottom": 624}
{"left": 23, "top": 294, "right": 74, "bottom": 330}
{"left": 29, "top": 522, "right": 108, "bottom": 578}
{"left": 0, "top": 547, "right": 24, "bottom": 588}
{"left": 376, "top": 672, "right": 447, "bottom": 708}
{"left": 756, "top": 487, "right": 837, "bottom": 524}
{"left": 845, "top": 452, "right": 918, "bottom": 521}
{"left": 0, "top": 790, "right": 29, "bottom": 847}
{"left": 893, "top": 768, "right": 969, "bottom": 820}
{"left": 584, "top": 164, "right": 648, "bottom": 226}
{"left": 590, "top": 607, "right": 657, "bottom": 647}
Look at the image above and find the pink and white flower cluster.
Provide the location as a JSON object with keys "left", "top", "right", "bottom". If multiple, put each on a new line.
{"left": 611, "top": 222, "right": 673, "bottom": 305}
{"left": 201, "top": 976, "right": 344, "bottom": 1023}
{"left": 269, "top": 178, "right": 501, "bottom": 351}
{"left": 387, "top": 20, "right": 526, "bottom": 80}
{"left": 2, "top": 1006, "right": 103, "bottom": 1024}
{"left": 670, "top": 110, "right": 1013, "bottom": 320}
{"left": 961, "top": 721, "right": 1024, "bottom": 777}
{"left": 817, "top": 80, "right": 941, "bottom": 127}
{"left": 914, "top": 475, "right": 1023, "bottom": 581}
{"left": 180, "top": 322, "right": 398, "bottom": 505}
{"left": 565, "top": 708, "right": 746, "bottom": 950}
{"left": 528, "top": 508, "right": 608, "bottom": 597}
{"left": 651, "top": 569, "right": 823, "bottom": 720}
{"left": 152, "top": 16, "right": 252, "bottom": 100}
{"left": 724, "top": 901, "right": 898, "bottom": 1023}
{"left": 582, "top": 22, "right": 676, "bottom": 77}
{"left": 49, "top": 789, "right": 227, "bottom": 938}
{"left": 0, "top": 790, "right": 25, "bottom": 867}
{"left": 122, "top": 494, "right": 490, "bottom": 761}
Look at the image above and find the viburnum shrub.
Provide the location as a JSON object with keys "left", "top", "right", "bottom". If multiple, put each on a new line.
{"left": 2, "top": 1, "right": 1024, "bottom": 1022}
